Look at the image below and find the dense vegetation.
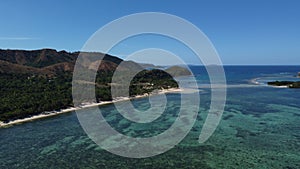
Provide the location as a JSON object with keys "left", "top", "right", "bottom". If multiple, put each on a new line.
{"left": 0, "top": 69, "right": 178, "bottom": 122}
{"left": 0, "top": 73, "right": 71, "bottom": 122}
{"left": 267, "top": 81, "right": 300, "bottom": 88}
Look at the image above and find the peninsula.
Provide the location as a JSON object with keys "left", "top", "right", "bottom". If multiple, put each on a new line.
{"left": 0, "top": 49, "right": 187, "bottom": 124}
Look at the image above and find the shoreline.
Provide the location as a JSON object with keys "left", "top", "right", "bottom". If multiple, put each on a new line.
{"left": 0, "top": 88, "right": 183, "bottom": 128}
{"left": 249, "top": 78, "right": 289, "bottom": 88}
{"left": 268, "top": 85, "right": 289, "bottom": 88}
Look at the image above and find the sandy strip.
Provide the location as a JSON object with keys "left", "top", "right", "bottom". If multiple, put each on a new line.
{"left": 268, "top": 85, "right": 289, "bottom": 88}
{"left": 0, "top": 88, "right": 185, "bottom": 128}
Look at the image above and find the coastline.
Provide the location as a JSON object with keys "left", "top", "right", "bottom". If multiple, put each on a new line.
{"left": 249, "top": 78, "right": 289, "bottom": 88}
{"left": 269, "top": 85, "right": 289, "bottom": 88}
{"left": 0, "top": 88, "right": 183, "bottom": 128}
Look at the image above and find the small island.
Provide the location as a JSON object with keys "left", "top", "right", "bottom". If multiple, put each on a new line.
{"left": 165, "top": 66, "right": 192, "bottom": 77}
{"left": 267, "top": 81, "right": 300, "bottom": 88}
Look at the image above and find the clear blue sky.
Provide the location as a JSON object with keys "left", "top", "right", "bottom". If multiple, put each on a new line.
{"left": 0, "top": 0, "right": 299, "bottom": 65}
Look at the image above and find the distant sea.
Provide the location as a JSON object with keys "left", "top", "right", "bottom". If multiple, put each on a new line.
{"left": 0, "top": 66, "right": 299, "bottom": 169}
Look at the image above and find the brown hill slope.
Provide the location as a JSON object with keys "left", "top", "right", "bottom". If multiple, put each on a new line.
{"left": 0, "top": 60, "right": 52, "bottom": 75}
{"left": 0, "top": 49, "right": 143, "bottom": 75}
{"left": 0, "top": 49, "right": 76, "bottom": 68}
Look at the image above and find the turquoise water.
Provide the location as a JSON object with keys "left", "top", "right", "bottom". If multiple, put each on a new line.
{"left": 0, "top": 66, "right": 299, "bottom": 168}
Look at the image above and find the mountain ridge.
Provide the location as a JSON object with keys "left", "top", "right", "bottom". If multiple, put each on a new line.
{"left": 0, "top": 48, "right": 142, "bottom": 75}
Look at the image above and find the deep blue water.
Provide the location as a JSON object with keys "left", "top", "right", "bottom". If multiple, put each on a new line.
{"left": 0, "top": 66, "right": 299, "bottom": 169}
{"left": 189, "top": 65, "right": 300, "bottom": 84}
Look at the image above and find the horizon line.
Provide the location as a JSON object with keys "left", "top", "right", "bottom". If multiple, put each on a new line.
{"left": 0, "top": 47, "right": 299, "bottom": 66}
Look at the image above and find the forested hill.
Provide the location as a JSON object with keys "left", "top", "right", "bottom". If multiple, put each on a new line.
{"left": 0, "top": 49, "right": 178, "bottom": 122}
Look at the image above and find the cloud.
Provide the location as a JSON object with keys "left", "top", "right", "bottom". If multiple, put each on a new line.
{"left": 0, "top": 37, "right": 39, "bottom": 40}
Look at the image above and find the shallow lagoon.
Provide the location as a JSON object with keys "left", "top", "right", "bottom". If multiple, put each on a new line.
{"left": 0, "top": 66, "right": 299, "bottom": 168}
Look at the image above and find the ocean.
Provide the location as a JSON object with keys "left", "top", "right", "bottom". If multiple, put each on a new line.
{"left": 0, "top": 66, "right": 299, "bottom": 168}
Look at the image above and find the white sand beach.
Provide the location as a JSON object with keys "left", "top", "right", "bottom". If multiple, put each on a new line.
{"left": 0, "top": 88, "right": 184, "bottom": 128}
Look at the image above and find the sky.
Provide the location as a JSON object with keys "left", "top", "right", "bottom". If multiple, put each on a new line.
{"left": 0, "top": 0, "right": 299, "bottom": 65}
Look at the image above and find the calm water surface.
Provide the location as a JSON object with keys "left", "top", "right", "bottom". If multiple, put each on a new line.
{"left": 0, "top": 66, "right": 299, "bottom": 169}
